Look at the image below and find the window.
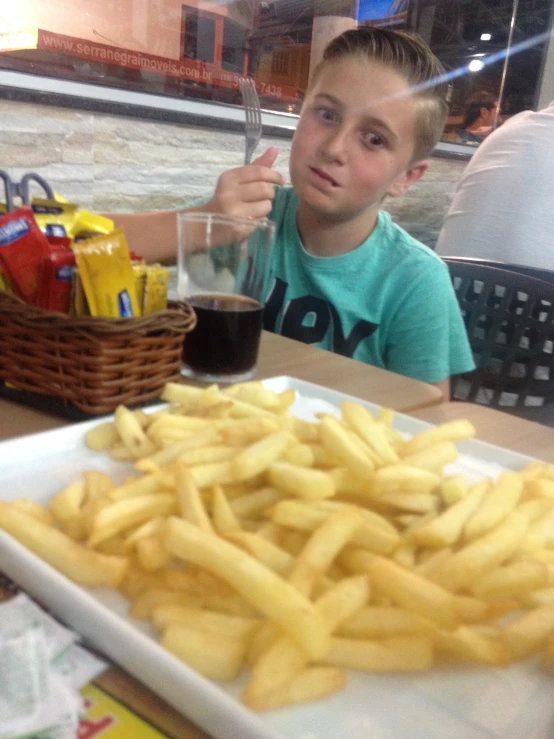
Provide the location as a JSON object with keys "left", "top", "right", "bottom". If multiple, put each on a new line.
{"left": 0, "top": 1, "right": 552, "bottom": 147}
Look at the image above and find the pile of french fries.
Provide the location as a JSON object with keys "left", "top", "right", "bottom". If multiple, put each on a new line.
{"left": 3, "top": 381, "right": 554, "bottom": 712}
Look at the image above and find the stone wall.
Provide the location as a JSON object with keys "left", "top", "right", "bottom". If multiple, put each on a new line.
{"left": 0, "top": 98, "right": 467, "bottom": 247}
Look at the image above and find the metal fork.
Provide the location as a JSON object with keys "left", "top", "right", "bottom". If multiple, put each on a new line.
{"left": 239, "top": 77, "right": 262, "bottom": 165}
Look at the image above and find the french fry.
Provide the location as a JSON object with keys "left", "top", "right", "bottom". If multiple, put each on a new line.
{"left": 152, "top": 604, "right": 259, "bottom": 640}
{"left": 0, "top": 502, "right": 127, "bottom": 587}
{"left": 162, "top": 623, "right": 246, "bottom": 681}
{"left": 272, "top": 500, "right": 399, "bottom": 555}
{"left": 225, "top": 531, "right": 294, "bottom": 576}
{"left": 455, "top": 595, "right": 491, "bottom": 623}
{"left": 85, "top": 421, "right": 119, "bottom": 451}
{"left": 188, "top": 460, "right": 235, "bottom": 489}
{"left": 431, "top": 624, "right": 511, "bottom": 666}
{"left": 233, "top": 430, "right": 292, "bottom": 481}
{"left": 503, "top": 604, "right": 554, "bottom": 660}
{"left": 440, "top": 475, "right": 468, "bottom": 506}
{"left": 433, "top": 512, "right": 528, "bottom": 593}
{"left": 135, "top": 428, "right": 219, "bottom": 470}
{"left": 375, "top": 491, "right": 438, "bottom": 514}
{"left": 287, "top": 507, "right": 363, "bottom": 596}
{"left": 175, "top": 461, "right": 213, "bottom": 533}
{"left": 49, "top": 481, "right": 85, "bottom": 523}
{"left": 122, "top": 516, "right": 166, "bottom": 552}
{"left": 136, "top": 535, "right": 170, "bottom": 572}
{"left": 319, "top": 416, "right": 375, "bottom": 479}
{"left": 411, "top": 480, "right": 489, "bottom": 548}
{"left": 250, "top": 667, "right": 347, "bottom": 712}
{"left": 283, "top": 444, "right": 315, "bottom": 468}
{"left": 230, "top": 487, "right": 284, "bottom": 518}
{"left": 341, "top": 401, "right": 399, "bottom": 465}
{"left": 372, "top": 465, "right": 440, "bottom": 496}
{"left": 114, "top": 404, "right": 156, "bottom": 458}
{"left": 81, "top": 471, "right": 113, "bottom": 501}
{"left": 88, "top": 494, "right": 177, "bottom": 548}
{"left": 338, "top": 606, "right": 425, "bottom": 639}
{"left": 401, "top": 442, "right": 458, "bottom": 472}
{"left": 164, "top": 517, "right": 330, "bottom": 659}
{"left": 368, "top": 556, "right": 459, "bottom": 629}
{"left": 464, "top": 471, "right": 523, "bottom": 542}
{"left": 110, "top": 472, "right": 166, "bottom": 502}
{"left": 268, "top": 463, "right": 335, "bottom": 500}
{"left": 211, "top": 485, "right": 241, "bottom": 534}
{"left": 470, "top": 560, "right": 547, "bottom": 601}
{"left": 244, "top": 575, "right": 369, "bottom": 707}
{"left": 130, "top": 587, "right": 204, "bottom": 620}
{"left": 322, "top": 635, "right": 434, "bottom": 672}
{"left": 400, "top": 420, "right": 476, "bottom": 457}
{"left": 520, "top": 507, "right": 554, "bottom": 553}
{"left": 11, "top": 499, "right": 55, "bottom": 526}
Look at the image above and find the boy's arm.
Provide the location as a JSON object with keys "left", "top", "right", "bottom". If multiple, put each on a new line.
{"left": 432, "top": 378, "right": 450, "bottom": 399}
{"left": 106, "top": 203, "right": 210, "bottom": 264}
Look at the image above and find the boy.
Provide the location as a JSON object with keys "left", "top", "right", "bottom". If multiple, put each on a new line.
{"left": 111, "top": 27, "right": 475, "bottom": 394}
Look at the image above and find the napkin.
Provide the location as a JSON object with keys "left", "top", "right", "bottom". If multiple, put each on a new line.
{"left": 0, "top": 593, "right": 107, "bottom": 739}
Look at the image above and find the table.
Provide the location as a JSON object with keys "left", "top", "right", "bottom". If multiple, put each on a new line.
{"left": 410, "top": 401, "right": 554, "bottom": 464}
{"left": 0, "top": 331, "right": 442, "bottom": 442}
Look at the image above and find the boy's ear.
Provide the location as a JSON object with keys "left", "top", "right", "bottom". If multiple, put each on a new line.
{"left": 387, "top": 160, "right": 428, "bottom": 198}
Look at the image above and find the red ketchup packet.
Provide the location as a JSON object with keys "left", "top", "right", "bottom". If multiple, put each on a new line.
{"left": 0, "top": 207, "right": 51, "bottom": 304}
{"left": 35, "top": 236, "right": 75, "bottom": 314}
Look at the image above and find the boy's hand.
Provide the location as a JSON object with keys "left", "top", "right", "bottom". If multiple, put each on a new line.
{"left": 208, "top": 147, "right": 285, "bottom": 220}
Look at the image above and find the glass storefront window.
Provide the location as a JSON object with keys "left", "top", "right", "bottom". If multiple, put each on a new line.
{"left": 0, "top": 1, "right": 552, "bottom": 148}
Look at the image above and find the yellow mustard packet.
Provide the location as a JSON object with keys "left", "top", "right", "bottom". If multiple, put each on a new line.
{"left": 70, "top": 210, "right": 114, "bottom": 240}
{"left": 73, "top": 229, "right": 140, "bottom": 318}
{"left": 143, "top": 264, "right": 169, "bottom": 314}
{"left": 31, "top": 198, "right": 78, "bottom": 238}
{"left": 132, "top": 261, "right": 148, "bottom": 313}
{"left": 70, "top": 267, "right": 90, "bottom": 317}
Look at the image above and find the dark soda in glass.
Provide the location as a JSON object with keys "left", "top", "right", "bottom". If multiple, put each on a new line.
{"left": 183, "top": 293, "right": 263, "bottom": 378}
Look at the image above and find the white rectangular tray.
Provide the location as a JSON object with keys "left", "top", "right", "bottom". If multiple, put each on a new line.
{"left": 0, "top": 376, "right": 551, "bottom": 739}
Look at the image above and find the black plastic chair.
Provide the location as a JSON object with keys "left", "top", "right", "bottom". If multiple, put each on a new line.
{"left": 442, "top": 256, "right": 554, "bottom": 286}
{"left": 442, "top": 258, "right": 554, "bottom": 426}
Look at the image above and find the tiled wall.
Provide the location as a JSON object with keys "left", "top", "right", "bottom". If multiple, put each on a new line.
{"left": 0, "top": 98, "right": 467, "bottom": 247}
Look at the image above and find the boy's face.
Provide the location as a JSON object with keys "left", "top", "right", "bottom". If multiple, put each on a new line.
{"left": 290, "top": 57, "right": 427, "bottom": 222}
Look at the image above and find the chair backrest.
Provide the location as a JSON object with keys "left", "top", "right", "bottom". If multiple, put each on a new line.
{"left": 442, "top": 256, "right": 554, "bottom": 286}
{"left": 443, "top": 258, "right": 554, "bottom": 425}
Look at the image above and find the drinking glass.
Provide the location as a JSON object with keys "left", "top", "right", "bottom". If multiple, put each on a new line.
{"left": 177, "top": 212, "right": 275, "bottom": 383}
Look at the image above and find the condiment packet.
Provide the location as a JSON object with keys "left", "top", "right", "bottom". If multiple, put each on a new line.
{"left": 0, "top": 207, "right": 51, "bottom": 304}
{"left": 34, "top": 237, "right": 75, "bottom": 314}
{"left": 70, "top": 210, "right": 114, "bottom": 240}
{"left": 73, "top": 229, "right": 140, "bottom": 318}
{"left": 143, "top": 263, "right": 169, "bottom": 314}
{"left": 31, "top": 199, "right": 78, "bottom": 239}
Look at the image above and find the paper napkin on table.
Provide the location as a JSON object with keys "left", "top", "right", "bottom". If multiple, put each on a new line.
{"left": 0, "top": 593, "right": 107, "bottom": 739}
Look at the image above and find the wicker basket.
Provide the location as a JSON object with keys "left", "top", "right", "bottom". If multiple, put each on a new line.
{"left": 0, "top": 292, "right": 196, "bottom": 416}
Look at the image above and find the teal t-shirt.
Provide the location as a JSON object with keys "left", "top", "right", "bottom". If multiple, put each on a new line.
{"left": 262, "top": 187, "right": 475, "bottom": 384}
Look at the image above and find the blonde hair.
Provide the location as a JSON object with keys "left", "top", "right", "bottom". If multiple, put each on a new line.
{"left": 312, "top": 27, "right": 449, "bottom": 161}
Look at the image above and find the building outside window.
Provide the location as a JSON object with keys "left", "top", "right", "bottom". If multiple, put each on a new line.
{"left": 0, "top": 0, "right": 552, "bottom": 149}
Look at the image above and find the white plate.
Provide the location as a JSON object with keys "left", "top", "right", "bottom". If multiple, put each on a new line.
{"left": 0, "top": 376, "right": 551, "bottom": 739}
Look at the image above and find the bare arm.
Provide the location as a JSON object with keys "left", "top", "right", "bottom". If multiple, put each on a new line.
{"left": 432, "top": 378, "right": 450, "bottom": 400}
{"left": 106, "top": 203, "right": 210, "bottom": 264}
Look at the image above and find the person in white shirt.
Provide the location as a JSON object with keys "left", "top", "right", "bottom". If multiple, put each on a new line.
{"left": 436, "top": 100, "right": 554, "bottom": 271}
